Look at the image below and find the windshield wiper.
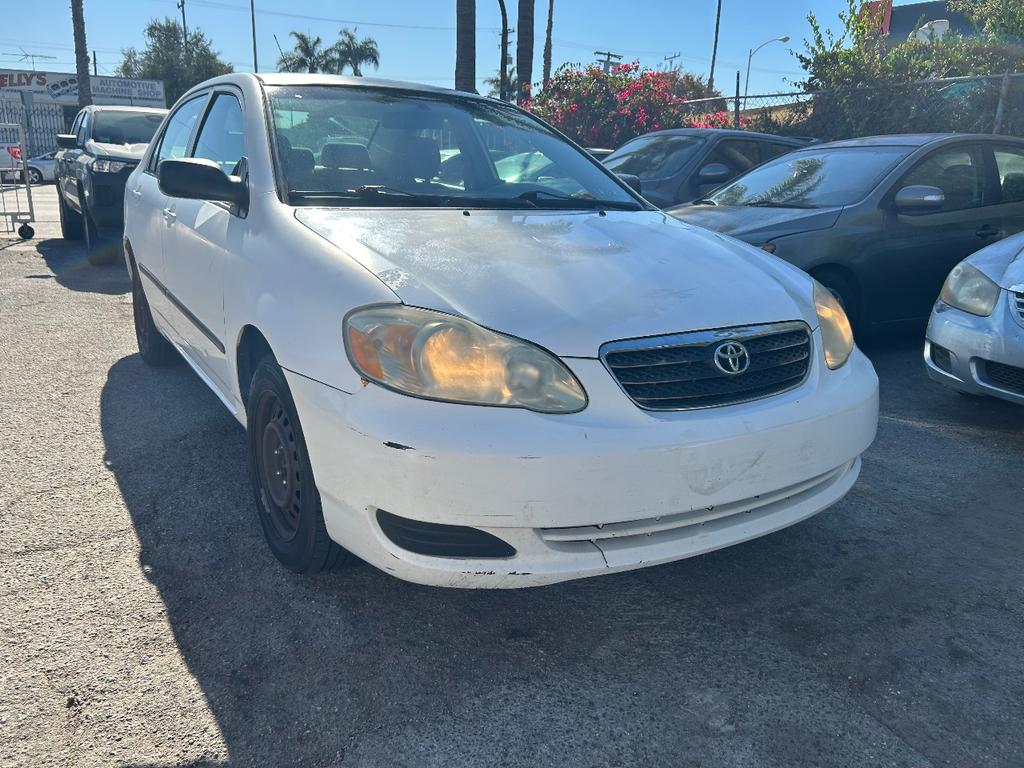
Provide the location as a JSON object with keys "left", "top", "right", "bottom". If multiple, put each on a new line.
{"left": 517, "top": 189, "right": 641, "bottom": 210}
{"left": 693, "top": 198, "right": 718, "bottom": 206}
{"left": 354, "top": 184, "right": 417, "bottom": 198}
{"left": 745, "top": 200, "right": 817, "bottom": 209}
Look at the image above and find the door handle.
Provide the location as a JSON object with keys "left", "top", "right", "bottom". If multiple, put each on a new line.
{"left": 976, "top": 225, "right": 1000, "bottom": 239}
{"left": 162, "top": 207, "right": 177, "bottom": 224}
{"left": 131, "top": 188, "right": 142, "bottom": 198}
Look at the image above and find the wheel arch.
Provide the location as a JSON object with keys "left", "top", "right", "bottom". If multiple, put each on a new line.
{"left": 236, "top": 325, "right": 276, "bottom": 409}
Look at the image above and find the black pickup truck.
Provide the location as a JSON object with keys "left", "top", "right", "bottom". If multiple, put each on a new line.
{"left": 55, "top": 105, "right": 166, "bottom": 265}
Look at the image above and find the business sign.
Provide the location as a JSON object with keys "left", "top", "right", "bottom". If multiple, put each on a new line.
{"left": 0, "top": 70, "right": 165, "bottom": 108}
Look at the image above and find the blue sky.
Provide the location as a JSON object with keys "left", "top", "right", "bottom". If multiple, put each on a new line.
{"left": 4, "top": 0, "right": 852, "bottom": 99}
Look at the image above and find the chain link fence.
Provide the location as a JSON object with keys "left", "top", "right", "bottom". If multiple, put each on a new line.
{"left": 681, "top": 73, "right": 1024, "bottom": 142}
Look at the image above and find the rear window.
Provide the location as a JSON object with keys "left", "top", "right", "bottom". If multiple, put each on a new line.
{"left": 92, "top": 111, "right": 164, "bottom": 145}
{"left": 604, "top": 135, "right": 706, "bottom": 180}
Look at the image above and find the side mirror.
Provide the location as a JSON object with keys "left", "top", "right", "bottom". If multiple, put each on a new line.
{"left": 56, "top": 133, "right": 78, "bottom": 150}
{"left": 894, "top": 184, "right": 944, "bottom": 214}
{"left": 698, "top": 162, "right": 732, "bottom": 184}
{"left": 158, "top": 157, "right": 248, "bottom": 208}
{"left": 616, "top": 173, "right": 642, "bottom": 194}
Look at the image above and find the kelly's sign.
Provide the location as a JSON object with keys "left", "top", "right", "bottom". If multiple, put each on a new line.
{"left": 0, "top": 70, "right": 165, "bottom": 107}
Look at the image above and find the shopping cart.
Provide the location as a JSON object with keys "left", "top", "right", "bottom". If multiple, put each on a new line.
{"left": 0, "top": 122, "right": 36, "bottom": 240}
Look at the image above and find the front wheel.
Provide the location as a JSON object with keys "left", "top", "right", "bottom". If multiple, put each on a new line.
{"left": 247, "top": 356, "right": 353, "bottom": 573}
{"left": 84, "top": 205, "right": 118, "bottom": 266}
{"left": 27, "top": 168, "right": 42, "bottom": 185}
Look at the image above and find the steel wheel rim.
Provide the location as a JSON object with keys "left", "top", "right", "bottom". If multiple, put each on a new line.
{"left": 255, "top": 392, "right": 302, "bottom": 542}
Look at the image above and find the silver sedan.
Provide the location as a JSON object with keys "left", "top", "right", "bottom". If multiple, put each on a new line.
{"left": 925, "top": 232, "right": 1024, "bottom": 404}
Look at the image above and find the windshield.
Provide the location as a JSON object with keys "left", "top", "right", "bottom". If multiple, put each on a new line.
{"left": 266, "top": 85, "right": 641, "bottom": 209}
{"left": 708, "top": 146, "right": 912, "bottom": 208}
{"left": 92, "top": 111, "right": 164, "bottom": 145}
{"left": 603, "top": 135, "right": 706, "bottom": 180}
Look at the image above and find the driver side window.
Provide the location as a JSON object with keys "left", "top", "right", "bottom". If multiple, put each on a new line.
{"left": 901, "top": 146, "right": 984, "bottom": 211}
{"left": 149, "top": 95, "right": 207, "bottom": 173}
{"left": 191, "top": 93, "right": 247, "bottom": 176}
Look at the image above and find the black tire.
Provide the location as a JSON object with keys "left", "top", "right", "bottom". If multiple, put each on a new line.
{"left": 84, "top": 204, "right": 118, "bottom": 266}
{"left": 58, "top": 189, "right": 83, "bottom": 240}
{"left": 27, "top": 168, "right": 42, "bottom": 185}
{"left": 813, "top": 269, "right": 862, "bottom": 333}
{"left": 17, "top": 223, "right": 33, "bottom": 240}
{"left": 247, "top": 356, "right": 353, "bottom": 573}
{"left": 132, "top": 266, "right": 178, "bottom": 366}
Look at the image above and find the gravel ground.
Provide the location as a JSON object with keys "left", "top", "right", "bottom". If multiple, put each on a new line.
{"left": 2, "top": 186, "right": 1024, "bottom": 768}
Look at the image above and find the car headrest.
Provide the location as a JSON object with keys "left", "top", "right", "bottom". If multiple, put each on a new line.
{"left": 277, "top": 134, "right": 292, "bottom": 153}
{"left": 1003, "top": 173, "right": 1024, "bottom": 202}
{"left": 321, "top": 142, "right": 372, "bottom": 170}
{"left": 285, "top": 147, "right": 315, "bottom": 178}
{"left": 394, "top": 137, "right": 440, "bottom": 181}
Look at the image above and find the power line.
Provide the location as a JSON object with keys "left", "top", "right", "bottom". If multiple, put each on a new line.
{"left": 150, "top": 0, "right": 502, "bottom": 32}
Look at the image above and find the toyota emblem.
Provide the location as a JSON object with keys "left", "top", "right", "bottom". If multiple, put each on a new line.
{"left": 713, "top": 341, "right": 750, "bottom": 375}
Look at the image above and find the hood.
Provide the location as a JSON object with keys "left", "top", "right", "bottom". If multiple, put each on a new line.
{"left": 967, "top": 231, "right": 1024, "bottom": 291}
{"left": 666, "top": 203, "right": 843, "bottom": 244}
{"left": 85, "top": 140, "right": 149, "bottom": 162}
{"left": 296, "top": 208, "right": 818, "bottom": 357}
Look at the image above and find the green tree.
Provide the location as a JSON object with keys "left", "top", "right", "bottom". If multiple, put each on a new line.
{"left": 277, "top": 32, "right": 336, "bottom": 73}
{"left": 949, "top": 0, "right": 1024, "bottom": 41}
{"left": 484, "top": 67, "right": 517, "bottom": 99}
{"left": 116, "top": 18, "right": 232, "bottom": 105}
{"left": 334, "top": 28, "right": 380, "bottom": 76}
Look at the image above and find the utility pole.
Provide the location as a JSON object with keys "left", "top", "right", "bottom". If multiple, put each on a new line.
{"left": 92, "top": 50, "right": 97, "bottom": 76}
{"left": 250, "top": 0, "right": 259, "bottom": 72}
{"left": 708, "top": 0, "right": 722, "bottom": 94}
{"left": 594, "top": 50, "right": 622, "bottom": 74}
{"left": 177, "top": 0, "right": 188, "bottom": 58}
{"left": 662, "top": 52, "right": 680, "bottom": 70}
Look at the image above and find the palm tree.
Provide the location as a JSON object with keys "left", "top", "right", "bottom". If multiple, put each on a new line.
{"left": 542, "top": 0, "right": 554, "bottom": 87}
{"left": 334, "top": 28, "right": 380, "bottom": 76}
{"left": 484, "top": 67, "right": 517, "bottom": 100}
{"left": 516, "top": 0, "right": 535, "bottom": 104}
{"left": 71, "top": 0, "right": 92, "bottom": 107}
{"left": 455, "top": 0, "right": 476, "bottom": 92}
{"left": 708, "top": 0, "right": 722, "bottom": 95}
{"left": 277, "top": 32, "right": 335, "bottom": 73}
{"left": 497, "top": 0, "right": 510, "bottom": 101}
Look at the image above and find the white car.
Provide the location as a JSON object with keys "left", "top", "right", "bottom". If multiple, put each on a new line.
{"left": 925, "top": 232, "right": 1024, "bottom": 404}
{"left": 26, "top": 151, "right": 57, "bottom": 184}
{"left": 124, "top": 73, "right": 879, "bottom": 588}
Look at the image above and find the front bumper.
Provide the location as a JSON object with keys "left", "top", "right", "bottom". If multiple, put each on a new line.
{"left": 286, "top": 339, "right": 879, "bottom": 588}
{"left": 924, "top": 295, "right": 1024, "bottom": 405}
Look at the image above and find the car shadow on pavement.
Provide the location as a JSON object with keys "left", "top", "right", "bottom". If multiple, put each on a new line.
{"left": 100, "top": 340, "right": 1024, "bottom": 768}
{"left": 35, "top": 237, "right": 129, "bottom": 295}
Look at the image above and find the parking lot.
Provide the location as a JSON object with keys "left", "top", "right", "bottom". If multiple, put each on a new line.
{"left": 1, "top": 185, "right": 1023, "bottom": 767}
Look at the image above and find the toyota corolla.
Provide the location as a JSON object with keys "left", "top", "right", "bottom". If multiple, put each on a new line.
{"left": 123, "top": 73, "right": 879, "bottom": 587}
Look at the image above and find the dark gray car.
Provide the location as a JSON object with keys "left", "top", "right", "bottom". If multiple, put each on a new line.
{"left": 603, "top": 128, "right": 811, "bottom": 208}
{"left": 668, "top": 134, "right": 1024, "bottom": 330}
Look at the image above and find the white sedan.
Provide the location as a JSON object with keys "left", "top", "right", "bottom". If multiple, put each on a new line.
{"left": 123, "top": 73, "right": 879, "bottom": 588}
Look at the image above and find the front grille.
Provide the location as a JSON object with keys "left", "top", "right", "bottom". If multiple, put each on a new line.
{"left": 985, "top": 361, "right": 1024, "bottom": 395}
{"left": 601, "top": 322, "right": 812, "bottom": 410}
{"left": 1013, "top": 291, "right": 1024, "bottom": 323}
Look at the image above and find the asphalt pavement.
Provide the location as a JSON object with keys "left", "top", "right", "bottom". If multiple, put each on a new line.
{"left": 2, "top": 186, "right": 1024, "bottom": 768}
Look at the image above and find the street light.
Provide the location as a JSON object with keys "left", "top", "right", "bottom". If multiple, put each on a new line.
{"left": 744, "top": 35, "right": 790, "bottom": 100}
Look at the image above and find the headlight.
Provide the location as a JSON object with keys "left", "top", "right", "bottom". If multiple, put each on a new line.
{"left": 940, "top": 261, "right": 1000, "bottom": 317}
{"left": 813, "top": 280, "right": 854, "bottom": 370}
{"left": 92, "top": 158, "right": 131, "bottom": 173}
{"left": 344, "top": 305, "right": 587, "bottom": 413}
